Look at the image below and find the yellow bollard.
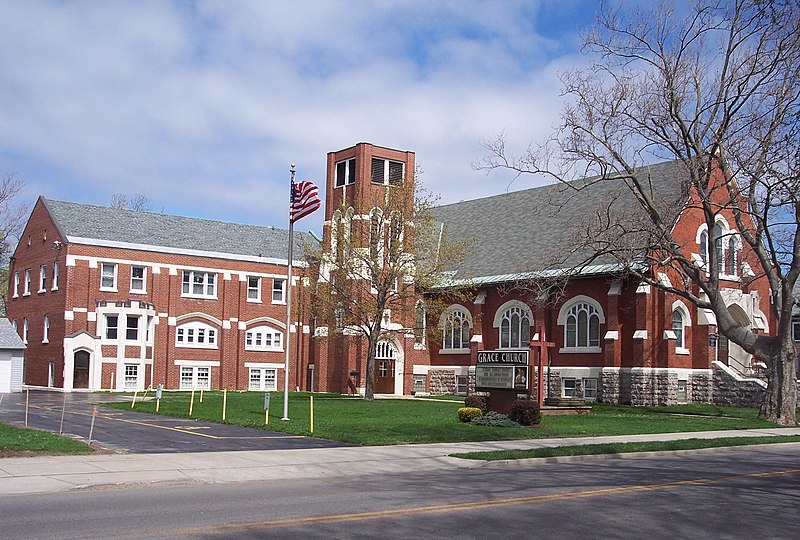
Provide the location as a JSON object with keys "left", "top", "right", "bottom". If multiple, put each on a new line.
{"left": 200, "top": 388, "right": 204, "bottom": 403}
{"left": 131, "top": 390, "right": 138, "bottom": 408}
{"left": 310, "top": 395, "right": 314, "bottom": 435}
{"left": 265, "top": 408, "right": 269, "bottom": 425}
{"left": 222, "top": 389, "right": 227, "bottom": 421}
{"left": 189, "top": 388, "right": 195, "bottom": 416}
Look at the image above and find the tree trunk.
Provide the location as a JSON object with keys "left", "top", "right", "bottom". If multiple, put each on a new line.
{"left": 758, "top": 337, "right": 798, "bottom": 426}
{"left": 363, "top": 332, "right": 378, "bottom": 400}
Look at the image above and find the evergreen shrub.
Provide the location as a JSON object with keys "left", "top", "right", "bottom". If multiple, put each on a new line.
{"left": 470, "top": 411, "right": 521, "bottom": 427}
{"left": 509, "top": 399, "right": 542, "bottom": 426}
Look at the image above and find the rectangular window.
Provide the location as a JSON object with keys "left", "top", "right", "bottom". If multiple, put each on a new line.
{"left": 180, "top": 365, "right": 212, "bottom": 390}
{"left": 52, "top": 262, "right": 59, "bottom": 290}
{"left": 181, "top": 270, "right": 216, "bottom": 298}
{"left": 13, "top": 271, "right": 19, "bottom": 297}
{"left": 272, "top": 278, "right": 286, "bottom": 303}
{"left": 126, "top": 315, "right": 139, "bottom": 341}
{"left": 43, "top": 315, "right": 50, "bottom": 343}
{"left": 563, "top": 378, "right": 577, "bottom": 398}
{"left": 130, "top": 266, "right": 146, "bottom": 292}
{"left": 39, "top": 264, "right": 47, "bottom": 292}
{"left": 371, "top": 158, "right": 404, "bottom": 185}
{"left": 124, "top": 364, "right": 139, "bottom": 389}
{"left": 582, "top": 378, "right": 598, "bottom": 400}
{"left": 24, "top": 269, "right": 31, "bottom": 295}
{"left": 677, "top": 380, "right": 688, "bottom": 403}
{"left": 247, "top": 276, "right": 261, "bottom": 302}
{"left": 249, "top": 368, "right": 277, "bottom": 391}
{"left": 413, "top": 374, "right": 426, "bottom": 394}
{"left": 48, "top": 362, "right": 55, "bottom": 387}
{"left": 105, "top": 315, "right": 119, "bottom": 340}
{"left": 335, "top": 158, "right": 356, "bottom": 188}
{"left": 23, "top": 319, "right": 28, "bottom": 343}
{"left": 454, "top": 375, "right": 468, "bottom": 395}
{"left": 793, "top": 320, "right": 800, "bottom": 341}
{"left": 100, "top": 262, "right": 117, "bottom": 290}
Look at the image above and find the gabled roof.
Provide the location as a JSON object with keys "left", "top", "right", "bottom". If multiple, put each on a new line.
{"left": 42, "top": 198, "right": 317, "bottom": 264}
{"left": 0, "top": 319, "right": 25, "bottom": 350}
{"left": 433, "top": 159, "right": 689, "bottom": 283}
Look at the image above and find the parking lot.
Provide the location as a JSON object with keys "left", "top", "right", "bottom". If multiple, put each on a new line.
{"left": 0, "top": 389, "right": 355, "bottom": 453}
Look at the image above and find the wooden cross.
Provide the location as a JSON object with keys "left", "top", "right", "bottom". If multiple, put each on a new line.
{"left": 529, "top": 326, "right": 557, "bottom": 407}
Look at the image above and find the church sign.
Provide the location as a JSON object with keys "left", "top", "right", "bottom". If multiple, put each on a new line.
{"left": 475, "top": 350, "right": 529, "bottom": 390}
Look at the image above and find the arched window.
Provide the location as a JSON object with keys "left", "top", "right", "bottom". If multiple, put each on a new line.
{"left": 499, "top": 306, "right": 531, "bottom": 349}
{"left": 672, "top": 309, "right": 684, "bottom": 349}
{"left": 565, "top": 303, "right": 600, "bottom": 348}
{"left": 441, "top": 306, "right": 471, "bottom": 350}
{"left": 726, "top": 236, "right": 737, "bottom": 275}
{"left": 699, "top": 230, "right": 708, "bottom": 264}
{"left": 369, "top": 208, "right": 383, "bottom": 261}
{"left": 43, "top": 315, "right": 50, "bottom": 343}
{"left": 176, "top": 321, "right": 218, "bottom": 348}
{"left": 388, "top": 211, "right": 403, "bottom": 255}
{"left": 712, "top": 223, "right": 725, "bottom": 274}
{"left": 558, "top": 296, "right": 605, "bottom": 351}
{"left": 414, "top": 301, "right": 426, "bottom": 346}
{"left": 244, "top": 325, "right": 283, "bottom": 351}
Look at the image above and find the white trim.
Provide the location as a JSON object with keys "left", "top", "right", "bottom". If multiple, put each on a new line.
{"left": 493, "top": 299, "right": 533, "bottom": 327}
{"left": 556, "top": 295, "right": 606, "bottom": 325}
{"left": 174, "top": 359, "right": 220, "bottom": 367}
{"left": 633, "top": 330, "right": 648, "bottom": 339}
{"left": 604, "top": 330, "right": 619, "bottom": 340}
{"left": 438, "top": 348, "right": 470, "bottom": 355}
{"left": 244, "top": 362, "right": 284, "bottom": 369}
{"left": 558, "top": 346, "right": 602, "bottom": 354}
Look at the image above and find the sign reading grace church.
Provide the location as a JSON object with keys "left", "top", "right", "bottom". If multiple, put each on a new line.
{"left": 475, "top": 350, "right": 529, "bottom": 391}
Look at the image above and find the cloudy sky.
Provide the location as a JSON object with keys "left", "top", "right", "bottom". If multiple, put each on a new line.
{"left": 0, "top": 0, "right": 601, "bottom": 234}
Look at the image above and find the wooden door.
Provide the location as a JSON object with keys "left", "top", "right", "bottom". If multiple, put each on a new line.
{"left": 73, "top": 351, "right": 90, "bottom": 389}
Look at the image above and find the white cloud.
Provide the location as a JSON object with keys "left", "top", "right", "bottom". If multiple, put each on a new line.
{"left": 0, "top": 0, "right": 597, "bottom": 233}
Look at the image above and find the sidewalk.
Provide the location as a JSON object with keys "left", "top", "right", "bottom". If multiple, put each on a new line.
{"left": 2, "top": 427, "right": 799, "bottom": 496}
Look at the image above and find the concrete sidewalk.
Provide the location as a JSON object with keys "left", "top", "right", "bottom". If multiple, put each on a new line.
{"left": 2, "top": 427, "right": 799, "bottom": 496}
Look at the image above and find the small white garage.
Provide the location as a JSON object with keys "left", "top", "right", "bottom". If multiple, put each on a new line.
{"left": 0, "top": 318, "right": 25, "bottom": 393}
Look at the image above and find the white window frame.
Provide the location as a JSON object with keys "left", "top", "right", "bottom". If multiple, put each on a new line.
{"left": 440, "top": 305, "right": 471, "bottom": 352}
{"left": 414, "top": 301, "right": 426, "bottom": 348}
{"left": 175, "top": 321, "right": 218, "bottom": 349}
{"left": 181, "top": 270, "right": 217, "bottom": 299}
{"left": 562, "top": 377, "right": 577, "bottom": 398}
{"left": 125, "top": 315, "right": 140, "bottom": 341}
{"left": 23, "top": 318, "right": 29, "bottom": 344}
{"left": 52, "top": 262, "right": 59, "bottom": 291}
{"left": 104, "top": 314, "right": 119, "bottom": 340}
{"left": 245, "top": 325, "right": 284, "bottom": 352}
{"left": 247, "top": 276, "right": 262, "bottom": 303}
{"left": 582, "top": 377, "right": 598, "bottom": 400}
{"left": 558, "top": 296, "right": 605, "bottom": 353}
{"left": 43, "top": 315, "right": 50, "bottom": 343}
{"left": 24, "top": 269, "right": 31, "bottom": 296}
{"left": 130, "top": 265, "right": 147, "bottom": 293}
{"left": 493, "top": 300, "right": 533, "bottom": 350}
{"left": 124, "top": 364, "right": 139, "bottom": 390}
{"left": 13, "top": 271, "right": 19, "bottom": 298}
{"left": 272, "top": 278, "right": 286, "bottom": 304}
{"left": 39, "top": 264, "right": 47, "bottom": 293}
{"left": 671, "top": 300, "right": 691, "bottom": 355}
{"left": 248, "top": 368, "right": 278, "bottom": 391}
{"left": 100, "top": 262, "right": 118, "bottom": 291}
{"left": 334, "top": 157, "right": 356, "bottom": 188}
{"left": 179, "top": 365, "right": 211, "bottom": 390}
{"left": 371, "top": 157, "right": 404, "bottom": 185}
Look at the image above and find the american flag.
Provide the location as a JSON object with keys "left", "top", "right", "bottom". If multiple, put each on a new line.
{"left": 290, "top": 179, "right": 321, "bottom": 223}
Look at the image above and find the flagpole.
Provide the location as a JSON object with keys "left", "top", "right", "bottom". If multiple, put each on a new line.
{"left": 282, "top": 163, "right": 295, "bottom": 421}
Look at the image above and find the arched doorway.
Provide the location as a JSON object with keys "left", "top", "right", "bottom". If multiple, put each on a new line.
{"left": 374, "top": 340, "right": 398, "bottom": 394}
{"left": 73, "top": 350, "right": 90, "bottom": 389}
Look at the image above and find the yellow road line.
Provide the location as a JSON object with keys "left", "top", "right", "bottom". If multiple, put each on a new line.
{"left": 178, "top": 467, "right": 800, "bottom": 534}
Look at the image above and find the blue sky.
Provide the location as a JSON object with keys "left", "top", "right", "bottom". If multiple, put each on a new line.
{"left": 0, "top": 0, "right": 599, "bottom": 235}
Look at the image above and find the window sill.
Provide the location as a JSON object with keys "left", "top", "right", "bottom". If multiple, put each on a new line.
{"left": 50, "top": 287, "right": 58, "bottom": 292}
{"left": 175, "top": 344, "right": 219, "bottom": 350}
{"left": 271, "top": 300, "right": 287, "bottom": 305}
{"left": 129, "top": 290, "right": 147, "bottom": 295}
{"left": 38, "top": 289, "right": 46, "bottom": 294}
{"left": 676, "top": 347, "right": 691, "bottom": 355}
{"left": 246, "top": 299, "right": 262, "bottom": 304}
{"left": 100, "top": 287, "right": 118, "bottom": 292}
{"left": 12, "top": 294, "right": 18, "bottom": 299}
{"left": 438, "top": 348, "right": 470, "bottom": 355}
{"left": 559, "top": 347, "right": 602, "bottom": 354}
{"left": 245, "top": 348, "right": 284, "bottom": 353}
{"left": 181, "top": 294, "right": 218, "bottom": 300}
{"left": 23, "top": 292, "right": 30, "bottom": 297}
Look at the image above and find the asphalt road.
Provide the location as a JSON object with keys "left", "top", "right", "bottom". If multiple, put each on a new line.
{"left": 1, "top": 443, "right": 798, "bottom": 539}
{"left": 0, "top": 390, "right": 353, "bottom": 453}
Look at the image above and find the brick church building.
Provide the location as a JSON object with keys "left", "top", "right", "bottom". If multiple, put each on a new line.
{"left": 6, "top": 142, "right": 777, "bottom": 405}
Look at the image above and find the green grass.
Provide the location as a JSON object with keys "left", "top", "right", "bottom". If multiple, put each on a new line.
{"left": 452, "top": 436, "right": 800, "bottom": 460}
{"left": 105, "top": 391, "right": 781, "bottom": 446}
{"left": 0, "top": 422, "right": 95, "bottom": 456}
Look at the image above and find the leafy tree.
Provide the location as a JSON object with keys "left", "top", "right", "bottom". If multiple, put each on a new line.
{"left": 479, "top": 0, "right": 799, "bottom": 424}
{"left": 305, "top": 180, "right": 471, "bottom": 400}
{"left": 0, "top": 174, "right": 27, "bottom": 316}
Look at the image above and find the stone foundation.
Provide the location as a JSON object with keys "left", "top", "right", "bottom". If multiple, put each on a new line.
{"left": 712, "top": 361, "right": 766, "bottom": 408}
{"left": 428, "top": 369, "right": 456, "bottom": 396}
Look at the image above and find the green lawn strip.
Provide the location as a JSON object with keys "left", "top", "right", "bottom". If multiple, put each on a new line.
{"left": 451, "top": 436, "right": 800, "bottom": 461}
{"left": 0, "top": 422, "right": 95, "bottom": 456}
{"left": 105, "top": 392, "right": 780, "bottom": 446}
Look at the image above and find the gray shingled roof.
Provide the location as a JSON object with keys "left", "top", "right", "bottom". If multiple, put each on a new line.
{"left": 0, "top": 319, "right": 25, "bottom": 349}
{"left": 43, "top": 198, "right": 317, "bottom": 263}
{"left": 433, "top": 160, "right": 689, "bottom": 282}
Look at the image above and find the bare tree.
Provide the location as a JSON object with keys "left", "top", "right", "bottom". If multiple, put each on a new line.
{"left": 305, "top": 181, "right": 472, "bottom": 400}
{"left": 0, "top": 174, "right": 28, "bottom": 316}
{"left": 479, "top": 0, "right": 800, "bottom": 424}
{"left": 111, "top": 193, "right": 152, "bottom": 212}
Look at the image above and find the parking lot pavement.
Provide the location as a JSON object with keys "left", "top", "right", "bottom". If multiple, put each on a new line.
{"left": 0, "top": 389, "right": 355, "bottom": 453}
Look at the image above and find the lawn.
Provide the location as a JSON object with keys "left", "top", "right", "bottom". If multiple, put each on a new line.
{"left": 105, "top": 391, "right": 779, "bottom": 446}
{"left": 0, "top": 422, "right": 95, "bottom": 457}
